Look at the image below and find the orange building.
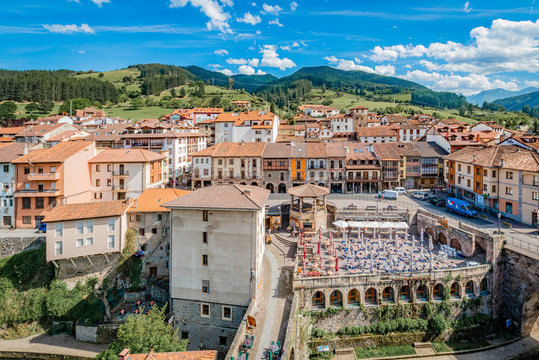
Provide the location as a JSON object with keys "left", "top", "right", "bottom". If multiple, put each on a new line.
{"left": 290, "top": 143, "right": 307, "bottom": 185}
{"left": 12, "top": 141, "right": 96, "bottom": 228}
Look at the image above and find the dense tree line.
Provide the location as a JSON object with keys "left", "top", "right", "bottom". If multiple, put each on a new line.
{"left": 522, "top": 105, "right": 539, "bottom": 119}
{"left": 129, "top": 64, "right": 193, "bottom": 96}
{"left": 0, "top": 70, "right": 119, "bottom": 103}
{"left": 482, "top": 101, "right": 506, "bottom": 112}
{"left": 258, "top": 79, "right": 313, "bottom": 109}
{"left": 411, "top": 90, "right": 468, "bottom": 109}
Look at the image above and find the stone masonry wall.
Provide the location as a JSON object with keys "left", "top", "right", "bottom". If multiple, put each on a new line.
{"left": 0, "top": 236, "right": 44, "bottom": 258}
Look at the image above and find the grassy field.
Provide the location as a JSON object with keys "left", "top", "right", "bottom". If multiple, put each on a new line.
{"left": 431, "top": 340, "right": 491, "bottom": 353}
{"left": 74, "top": 68, "right": 141, "bottom": 82}
{"left": 354, "top": 345, "right": 416, "bottom": 359}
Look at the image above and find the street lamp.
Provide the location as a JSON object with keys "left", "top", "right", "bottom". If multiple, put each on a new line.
{"left": 497, "top": 212, "right": 501, "bottom": 235}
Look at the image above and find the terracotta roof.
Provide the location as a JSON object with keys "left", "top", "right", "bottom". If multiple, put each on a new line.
{"left": 43, "top": 200, "right": 132, "bottom": 222}
{"left": 262, "top": 143, "right": 293, "bottom": 158}
{"left": 46, "top": 130, "right": 89, "bottom": 142}
{"left": 288, "top": 183, "right": 330, "bottom": 197}
{"left": 12, "top": 140, "right": 94, "bottom": 164}
{"left": 412, "top": 142, "right": 448, "bottom": 157}
{"left": 191, "top": 145, "right": 217, "bottom": 157}
{"left": 307, "top": 142, "right": 327, "bottom": 158}
{"left": 214, "top": 111, "right": 275, "bottom": 126}
{"left": 395, "top": 142, "right": 421, "bottom": 157}
{"left": 0, "top": 126, "right": 23, "bottom": 135}
{"left": 350, "top": 106, "right": 368, "bottom": 110}
{"left": 129, "top": 188, "right": 189, "bottom": 213}
{"left": 15, "top": 124, "right": 66, "bottom": 137}
{"left": 372, "top": 143, "right": 401, "bottom": 161}
{"left": 343, "top": 143, "right": 376, "bottom": 161}
{"left": 445, "top": 145, "right": 539, "bottom": 171}
{"left": 89, "top": 149, "right": 166, "bottom": 163}
{"left": 0, "top": 136, "right": 14, "bottom": 142}
{"left": 0, "top": 143, "right": 28, "bottom": 163}
{"left": 325, "top": 142, "right": 346, "bottom": 158}
{"left": 211, "top": 142, "right": 266, "bottom": 157}
{"left": 164, "top": 184, "right": 269, "bottom": 210}
{"left": 85, "top": 123, "right": 130, "bottom": 142}
{"left": 289, "top": 142, "right": 308, "bottom": 158}
{"left": 356, "top": 126, "right": 397, "bottom": 137}
{"left": 122, "top": 350, "right": 217, "bottom": 360}
{"left": 122, "top": 130, "right": 206, "bottom": 139}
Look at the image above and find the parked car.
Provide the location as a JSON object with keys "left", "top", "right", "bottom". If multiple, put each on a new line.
{"left": 411, "top": 191, "right": 430, "bottom": 200}
{"left": 429, "top": 196, "right": 445, "bottom": 206}
{"left": 37, "top": 223, "right": 47, "bottom": 233}
{"left": 446, "top": 198, "right": 477, "bottom": 218}
{"left": 376, "top": 190, "right": 398, "bottom": 200}
{"left": 392, "top": 187, "right": 406, "bottom": 195}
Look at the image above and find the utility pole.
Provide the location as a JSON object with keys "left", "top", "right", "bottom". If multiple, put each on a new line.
{"left": 69, "top": 100, "right": 72, "bottom": 117}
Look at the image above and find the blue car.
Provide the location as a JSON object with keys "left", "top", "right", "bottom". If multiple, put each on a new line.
{"left": 37, "top": 223, "right": 47, "bottom": 233}
{"left": 446, "top": 198, "right": 477, "bottom": 218}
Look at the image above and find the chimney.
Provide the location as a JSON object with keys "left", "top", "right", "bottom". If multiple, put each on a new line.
{"left": 472, "top": 155, "right": 476, "bottom": 163}
{"left": 23, "top": 144, "right": 28, "bottom": 155}
{"left": 119, "top": 348, "right": 130, "bottom": 360}
{"left": 244, "top": 189, "right": 251, "bottom": 197}
{"left": 500, "top": 158, "right": 505, "bottom": 168}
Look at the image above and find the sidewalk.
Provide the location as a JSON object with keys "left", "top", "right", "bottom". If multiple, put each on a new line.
{"left": 0, "top": 333, "right": 106, "bottom": 358}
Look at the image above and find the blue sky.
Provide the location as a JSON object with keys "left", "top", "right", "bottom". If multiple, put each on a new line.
{"left": 0, "top": 0, "right": 538, "bottom": 95}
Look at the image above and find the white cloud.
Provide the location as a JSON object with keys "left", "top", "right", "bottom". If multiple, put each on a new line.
{"left": 208, "top": 63, "right": 223, "bottom": 68}
{"left": 262, "top": 3, "right": 282, "bottom": 15}
{"left": 220, "top": 0, "right": 233, "bottom": 6}
{"left": 78, "top": 50, "right": 86, "bottom": 54}
{"left": 464, "top": 2, "right": 472, "bottom": 13}
{"left": 238, "top": 65, "right": 256, "bottom": 75}
{"left": 374, "top": 65, "right": 396, "bottom": 76}
{"left": 248, "top": 58, "right": 260, "bottom": 67}
{"left": 256, "top": 69, "right": 267, "bottom": 75}
{"left": 323, "top": 56, "right": 396, "bottom": 76}
{"left": 369, "top": 19, "right": 539, "bottom": 75}
{"left": 251, "top": 2, "right": 256, "bottom": 6}
{"left": 280, "top": 45, "right": 291, "bottom": 50}
{"left": 43, "top": 23, "right": 95, "bottom": 34}
{"left": 290, "top": 1, "right": 298, "bottom": 11}
{"left": 214, "top": 49, "right": 229, "bottom": 55}
{"left": 169, "top": 0, "right": 232, "bottom": 34}
{"left": 260, "top": 45, "right": 296, "bottom": 70}
{"left": 525, "top": 80, "right": 539, "bottom": 87}
{"left": 90, "top": 0, "right": 110, "bottom": 6}
{"left": 237, "top": 12, "right": 261, "bottom": 25}
{"left": 227, "top": 58, "right": 248, "bottom": 65}
{"left": 269, "top": 19, "right": 283, "bottom": 27}
{"left": 402, "top": 70, "right": 518, "bottom": 95}
{"left": 216, "top": 68, "right": 233, "bottom": 76}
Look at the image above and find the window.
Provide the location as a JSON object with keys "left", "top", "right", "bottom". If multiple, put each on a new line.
{"left": 433, "top": 284, "right": 443, "bottom": 300}
{"left": 329, "top": 290, "right": 343, "bottom": 307}
{"left": 399, "top": 286, "right": 411, "bottom": 302}
{"left": 467, "top": 166, "right": 471, "bottom": 174}
{"left": 465, "top": 281, "right": 474, "bottom": 297}
{"left": 480, "top": 279, "right": 489, "bottom": 295}
{"left": 85, "top": 237, "right": 94, "bottom": 246}
{"left": 312, "top": 291, "right": 325, "bottom": 309}
{"left": 108, "top": 217, "right": 115, "bottom": 231}
{"left": 22, "top": 198, "right": 31, "bottom": 209}
{"left": 200, "top": 303, "right": 210, "bottom": 317}
{"left": 450, "top": 283, "right": 460, "bottom": 298}
{"left": 76, "top": 221, "right": 84, "bottom": 235}
{"left": 152, "top": 228, "right": 157, "bottom": 234}
{"left": 457, "top": 164, "right": 461, "bottom": 171}
{"left": 139, "top": 228, "right": 145, "bottom": 236}
{"left": 181, "top": 332, "right": 189, "bottom": 340}
{"left": 107, "top": 164, "right": 111, "bottom": 172}
{"left": 107, "top": 179, "right": 111, "bottom": 187}
{"left": 35, "top": 197, "right": 44, "bottom": 209}
{"left": 50, "top": 182, "right": 56, "bottom": 189}
{"left": 506, "top": 171, "right": 513, "bottom": 179}
{"left": 202, "top": 232, "right": 208, "bottom": 243}
{"left": 202, "top": 280, "right": 210, "bottom": 293}
{"left": 296, "top": 160, "right": 301, "bottom": 168}
{"left": 24, "top": 167, "right": 30, "bottom": 174}
{"left": 492, "top": 170, "right": 497, "bottom": 178}
{"left": 483, "top": 169, "right": 487, "bottom": 176}
{"left": 467, "top": 179, "right": 471, "bottom": 187}
{"left": 135, "top": 214, "right": 141, "bottom": 222}
{"left": 417, "top": 285, "right": 428, "bottom": 301}
{"left": 533, "top": 192, "right": 538, "bottom": 201}
{"left": 162, "top": 228, "right": 167, "bottom": 236}
{"left": 107, "top": 235, "right": 115, "bottom": 249}
{"left": 24, "top": 183, "right": 30, "bottom": 190}
{"left": 219, "top": 336, "right": 227, "bottom": 346}
{"left": 22, "top": 216, "right": 31, "bottom": 224}
{"left": 38, "top": 167, "right": 43, "bottom": 174}
{"left": 95, "top": 179, "right": 100, "bottom": 187}
{"left": 202, "top": 210, "right": 208, "bottom": 221}
{"left": 96, "top": 165, "right": 100, "bottom": 172}
{"left": 505, "top": 187, "right": 512, "bottom": 195}
{"left": 347, "top": 289, "right": 360, "bottom": 307}
{"left": 222, "top": 306, "right": 232, "bottom": 321}
{"left": 365, "top": 288, "right": 377, "bottom": 305}
{"left": 157, "top": 214, "right": 162, "bottom": 221}
{"left": 506, "top": 202, "right": 513, "bottom": 213}
{"left": 229, "top": 159, "right": 233, "bottom": 165}
{"left": 86, "top": 220, "right": 93, "bottom": 233}
{"left": 55, "top": 223, "right": 63, "bottom": 237}
{"left": 492, "top": 185, "right": 496, "bottom": 192}
{"left": 382, "top": 287, "right": 394, "bottom": 303}
{"left": 3, "top": 165, "right": 8, "bottom": 173}
{"left": 76, "top": 238, "right": 83, "bottom": 247}
{"left": 202, "top": 254, "right": 208, "bottom": 266}
{"left": 55, "top": 241, "right": 63, "bottom": 255}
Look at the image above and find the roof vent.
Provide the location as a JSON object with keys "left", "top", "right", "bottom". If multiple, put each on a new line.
{"left": 244, "top": 189, "right": 251, "bottom": 197}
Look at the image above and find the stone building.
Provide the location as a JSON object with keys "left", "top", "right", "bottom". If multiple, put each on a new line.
{"left": 165, "top": 185, "right": 269, "bottom": 353}
{"left": 262, "top": 143, "right": 292, "bottom": 193}
{"left": 127, "top": 188, "right": 189, "bottom": 279}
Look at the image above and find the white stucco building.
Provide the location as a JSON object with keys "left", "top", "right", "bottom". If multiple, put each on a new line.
{"left": 0, "top": 144, "right": 27, "bottom": 228}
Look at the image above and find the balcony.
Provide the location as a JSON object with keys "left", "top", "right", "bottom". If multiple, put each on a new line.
{"left": 112, "top": 184, "right": 128, "bottom": 191}
{"left": 15, "top": 189, "right": 59, "bottom": 197}
{"left": 112, "top": 171, "right": 129, "bottom": 177}
{"left": 27, "top": 172, "right": 60, "bottom": 181}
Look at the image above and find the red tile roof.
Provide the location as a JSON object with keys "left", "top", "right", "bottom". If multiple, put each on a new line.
{"left": 12, "top": 140, "right": 94, "bottom": 164}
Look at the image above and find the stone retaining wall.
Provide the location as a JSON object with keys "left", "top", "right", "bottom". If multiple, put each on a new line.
{"left": 0, "top": 236, "right": 44, "bottom": 258}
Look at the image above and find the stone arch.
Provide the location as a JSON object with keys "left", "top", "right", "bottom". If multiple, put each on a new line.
{"left": 278, "top": 183, "right": 287, "bottom": 193}
{"left": 348, "top": 289, "right": 360, "bottom": 307}
{"left": 240, "top": 182, "right": 247, "bottom": 185}
{"left": 381, "top": 287, "right": 394, "bottom": 303}
{"left": 521, "top": 290, "right": 539, "bottom": 337}
{"left": 438, "top": 232, "right": 447, "bottom": 245}
{"left": 399, "top": 285, "right": 411, "bottom": 302}
{"left": 312, "top": 291, "right": 325, "bottom": 309}
{"left": 417, "top": 285, "right": 428, "bottom": 301}
{"left": 433, "top": 283, "right": 444, "bottom": 300}
{"left": 424, "top": 227, "right": 435, "bottom": 241}
{"left": 365, "top": 287, "right": 378, "bottom": 305}
{"left": 251, "top": 182, "right": 258, "bottom": 187}
{"left": 480, "top": 278, "right": 489, "bottom": 295}
{"left": 266, "top": 183, "right": 274, "bottom": 193}
{"left": 450, "top": 238, "right": 462, "bottom": 251}
{"left": 330, "top": 290, "right": 343, "bottom": 307}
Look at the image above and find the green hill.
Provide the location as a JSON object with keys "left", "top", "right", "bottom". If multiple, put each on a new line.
{"left": 493, "top": 90, "right": 539, "bottom": 111}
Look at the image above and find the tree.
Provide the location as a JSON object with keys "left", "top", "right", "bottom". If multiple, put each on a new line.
{"left": 38, "top": 99, "right": 54, "bottom": 113}
{"left": 179, "top": 87, "right": 186, "bottom": 98}
{"left": 96, "top": 306, "right": 186, "bottom": 360}
{"left": 129, "top": 97, "right": 144, "bottom": 110}
{"left": 270, "top": 102, "right": 277, "bottom": 114}
{"left": 170, "top": 88, "right": 177, "bottom": 98}
{"left": 59, "top": 98, "right": 91, "bottom": 114}
{"left": 98, "top": 73, "right": 104, "bottom": 78}
{"left": 428, "top": 314, "right": 450, "bottom": 334}
{"left": 228, "top": 77, "right": 235, "bottom": 90}
{"left": 25, "top": 103, "right": 40, "bottom": 113}
{"left": 0, "top": 101, "right": 17, "bottom": 119}
{"left": 458, "top": 106, "right": 466, "bottom": 117}
{"left": 210, "top": 96, "right": 221, "bottom": 107}
{"left": 87, "top": 277, "right": 112, "bottom": 321}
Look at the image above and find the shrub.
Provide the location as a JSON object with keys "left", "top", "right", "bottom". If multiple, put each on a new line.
{"left": 429, "top": 314, "right": 450, "bottom": 334}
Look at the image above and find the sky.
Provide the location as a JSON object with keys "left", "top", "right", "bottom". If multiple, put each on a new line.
{"left": 0, "top": 0, "right": 538, "bottom": 96}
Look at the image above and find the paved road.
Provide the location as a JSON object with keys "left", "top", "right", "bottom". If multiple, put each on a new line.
{"left": 0, "top": 333, "right": 106, "bottom": 358}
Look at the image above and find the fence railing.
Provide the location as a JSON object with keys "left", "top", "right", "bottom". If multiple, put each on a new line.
{"left": 504, "top": 236, "right": 539, "bottom": 254}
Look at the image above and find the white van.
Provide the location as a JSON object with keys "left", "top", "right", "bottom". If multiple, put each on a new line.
{"left": 376, "top": 190, "right": 398, "bottom": 200}
{"left": 392, "top": 187, "right": 406, "bottom": 195}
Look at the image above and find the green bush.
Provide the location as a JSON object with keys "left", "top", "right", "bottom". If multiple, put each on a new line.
{"left": 429, "top": 314, "right": 450, "bottom": 334}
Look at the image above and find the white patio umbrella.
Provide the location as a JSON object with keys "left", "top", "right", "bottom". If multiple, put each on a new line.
{"left": 420, "top": 229, "right": 424, "bottom": 245}
{"left": 333, "top": 220, "right": 349, "bottom": 229}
